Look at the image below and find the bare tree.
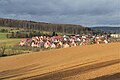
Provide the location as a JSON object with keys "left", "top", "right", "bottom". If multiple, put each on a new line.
{"left": 0, "top": 45, "right": 7, "bottom": 56}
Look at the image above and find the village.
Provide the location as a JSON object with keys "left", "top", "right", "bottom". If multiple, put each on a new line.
{"left": 19, "top": 34, "right": 109, "bottom": 49}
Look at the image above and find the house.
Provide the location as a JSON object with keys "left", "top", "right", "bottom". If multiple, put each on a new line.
{"left": 111, "top": 34, "right": 120, "bottom": 38}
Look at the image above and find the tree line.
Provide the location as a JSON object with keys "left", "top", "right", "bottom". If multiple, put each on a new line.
{"left": 0, "top": 18, "right": 94, "bottom": 34}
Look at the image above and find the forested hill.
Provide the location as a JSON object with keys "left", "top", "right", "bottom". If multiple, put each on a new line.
{"left": 91, "top": 27, "right": 120, "bottom": 33}
{"left": 0, "top": 18, "right": 93, "bottom": 34}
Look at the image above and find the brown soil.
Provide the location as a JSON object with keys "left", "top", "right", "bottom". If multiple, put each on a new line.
{"left": 0, "top": 42, "right": 120, "bottom": 80}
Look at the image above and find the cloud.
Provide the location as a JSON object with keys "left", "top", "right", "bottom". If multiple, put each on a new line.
{"left": 0, "top": 0, "right": 120, "bottom": 26}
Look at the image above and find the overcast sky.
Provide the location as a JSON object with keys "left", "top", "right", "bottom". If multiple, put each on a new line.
{"left": 0, "top": 0, "right": 120, "bottom": 27}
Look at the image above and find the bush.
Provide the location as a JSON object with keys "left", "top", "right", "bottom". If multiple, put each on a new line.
{"left": 31, "top": 47, "right": 40, "bottom": 52}
{"left": 0, "top": 45, "right": 7, "bottom": 57}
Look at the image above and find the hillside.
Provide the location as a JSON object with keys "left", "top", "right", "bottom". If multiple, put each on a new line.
{"left": 0, "top": 18, "right": 93, "bottom": 34}
{"left": 91, "top": 27, "right": 120, "bottom": 33}
{"left": 0, "top": 42, "right": 119, "bottom": 80}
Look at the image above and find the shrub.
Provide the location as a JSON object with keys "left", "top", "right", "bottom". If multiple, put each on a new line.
{"left": 0, "top": 45, "right": 7, "bottom": 57}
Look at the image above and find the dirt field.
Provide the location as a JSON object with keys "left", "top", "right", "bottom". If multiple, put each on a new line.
{"left": 0, "top": 42, "right": 120, "bottom": 80}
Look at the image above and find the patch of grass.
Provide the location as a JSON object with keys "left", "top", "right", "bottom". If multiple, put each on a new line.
{"left": 0, "top": 38, "right": 21, "bottom": 46}
{"left": 0, "top": 26, "right": 23, "bottom": 33}
{"left": 0, "top": 31, "right": 21, "bottom": 45}
{"left": 0, "top": 26, "right": 12, "bottom": 30}
{"left": 0, "top": 32, "right": 8, "bottom": 39}
{"left": 0, "top": 30, "right": 21, "bottom": 46}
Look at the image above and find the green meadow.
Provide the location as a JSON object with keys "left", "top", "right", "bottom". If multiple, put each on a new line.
{"left": 0, "top": 32, "right": 20, "bottom": 45}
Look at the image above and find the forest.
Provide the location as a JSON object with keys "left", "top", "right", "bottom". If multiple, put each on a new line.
{"left": 0, "top": 18, "right": 94, "bottom": 34}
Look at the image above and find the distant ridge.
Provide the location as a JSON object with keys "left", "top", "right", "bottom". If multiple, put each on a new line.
{"left": 0, "top": 18, "right": 93, "bottom": 34}
{"left": 91, "top": 26, "right": 120, "bottom": 33}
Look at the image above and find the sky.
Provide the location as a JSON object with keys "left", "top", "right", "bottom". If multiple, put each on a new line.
{"left": 0, "top": 0, "right": 120, "bottom": 27}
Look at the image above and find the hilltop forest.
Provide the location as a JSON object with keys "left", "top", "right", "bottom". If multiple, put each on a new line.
{"left": 0, "top": 18, "right": 95, "bottom": 34}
